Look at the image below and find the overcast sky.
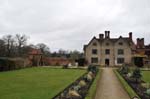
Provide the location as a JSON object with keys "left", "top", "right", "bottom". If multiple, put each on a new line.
{"left": 0, "top": 0, "right": 150, "bottom": 52}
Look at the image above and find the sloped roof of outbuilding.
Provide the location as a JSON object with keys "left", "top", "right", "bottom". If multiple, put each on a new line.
{"left": 28, "top": 49, "right": 43, "bottom": 55}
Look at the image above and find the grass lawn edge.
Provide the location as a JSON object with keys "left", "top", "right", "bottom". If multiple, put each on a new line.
{"left": 114, "top": 69, "right": 141, "bottom": 99}
{"left": 0, "top": 67, "right": 86, "bottom": 99}
{"left": 85, "top": 69, "right": 102, "bottom": 99}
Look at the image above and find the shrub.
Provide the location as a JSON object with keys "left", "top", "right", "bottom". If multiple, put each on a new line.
{"left": 86, "top": 74, "right": 93, "bottom": 82}
{"left": 88, "top": 71, "right": 94, "bottom": 78}
{"left": 146, "top": 88, "right": 150, "bottom": 96}
{"left": 73, "top": 85, "right": 81, "bottom": 92}
{"left": 132, "top": 68, "right": 142, "bottom": 83}
{"left": 83, "top": 74, "right": 93, "bottom": 83}
{"left": 87, "top": 65, "right": 98, "bottom": 73}
{"left": 141, "top": 83, "right": 150, "bottom": 89}
{"left": 68, "top": 90, "right": 81, "bottom": 98}
{"left": 127, "top": 72, "right": 132, "bottom": 78}
{"left": 62, "top": 64, "right": 68, "bottom": 69}
{"left": 79, "top": 80, "right": 87, "bottom": 87}
{"left": 119, "top": 64, "right": 130, "bottom": 75}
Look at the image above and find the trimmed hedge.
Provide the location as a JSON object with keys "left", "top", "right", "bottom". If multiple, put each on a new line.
{"left": 0, "top": 58, "right": 29, "bottom": 72}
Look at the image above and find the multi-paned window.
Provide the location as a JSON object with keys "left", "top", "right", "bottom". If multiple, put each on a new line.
{"left": 118, "top": 49, "right": 124, "bottom": 55}
{"left": 92, "top": 49, "right": 97, "bottom": 54}
{"left": 117, "top": 58, "right": 124, "bottom": 64}
{"left": 105, "top": 49, "right": 110, "bottom": 55}
{"left": 91, "top": 57, "right": 98, "bottom": 63}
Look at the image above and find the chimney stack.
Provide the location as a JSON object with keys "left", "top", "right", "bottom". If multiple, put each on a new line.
{"left": 105, "top": 31, "right": 110, "bottom": 38}
{"left": 129, "top": 32, "right": 132, "bottom": 40}
{"left": 107, "top": 31, "right": 110, "bottom": 38}
{"left": 105, "top": 31, "right": 107, "bottom": 38}
{"left": 137, "top": 38, "right": 145, "bottom": 48}
{"left": 99, "top": 34, "right": 104, "bottom": 39}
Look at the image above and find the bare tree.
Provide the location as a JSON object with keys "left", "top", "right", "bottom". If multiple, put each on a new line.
{"left": 69, "top": 50, "right": 81, "bottom": 60}
{"left": 36, "top": 43, "right": 50, "bottom": 56}
{"left": 2, "top": 35, "right": 16, "bottom": 57}
{"left": 0, "top": 39, "right": 6, "bottom": 56}
{"left": 15, "top": 34, "right": 28, "bottom": 56}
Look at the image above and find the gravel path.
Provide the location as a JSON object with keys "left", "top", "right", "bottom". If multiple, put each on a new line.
{"left": 95, "top": 68, "right": 130, "bottom": 99}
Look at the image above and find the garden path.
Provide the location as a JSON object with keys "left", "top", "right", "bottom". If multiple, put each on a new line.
{"left": 95, "top": 68, "right": 130, "bottom": 99}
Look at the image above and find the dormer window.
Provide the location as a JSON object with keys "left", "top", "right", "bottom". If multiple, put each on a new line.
{"left": 93, "top": 42, "right": 97, "bottom": 46}
{"left": 119, "top": 42, "right": 123, "bottom": 45}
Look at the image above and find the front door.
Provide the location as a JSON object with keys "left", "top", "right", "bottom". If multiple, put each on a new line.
{"left": 105, "top": 59, "right": 110, "bottom": 66}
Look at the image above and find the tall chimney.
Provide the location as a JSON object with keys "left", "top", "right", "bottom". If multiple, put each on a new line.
{"left": 137, "top": 38, "right": 140, "bottom": 48}
{"left": 105, "top": 31, "right": 107, "bottom": 38}
{"left": 99, "top": 34, "right": 104, "bottom": 39}
{"left": 105, "top": 31, "right": 110, "bottom": 38}
{"left": 137, "top": 38, "right": 145, "bottom": 48}
{"left": 129, "top": 32, "right": 132, "bottom": 40}
{"left": 141, "top": 38, "right": 144, "bottom": 48}
{"left": 107, "top": 31, "right": 110, "bottom": 38}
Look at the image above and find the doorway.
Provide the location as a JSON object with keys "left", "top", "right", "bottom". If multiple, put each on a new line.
{"left": 105, "top": 59, "right": 110, "bottom": 66}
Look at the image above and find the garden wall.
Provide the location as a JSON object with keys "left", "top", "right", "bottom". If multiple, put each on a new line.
{"left": 0, "top": 57, "right": 31, "bottom": 71}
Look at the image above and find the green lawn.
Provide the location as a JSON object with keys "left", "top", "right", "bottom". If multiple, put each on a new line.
{"left": 142, "top": 71, "right": 150, "bottom": 82}
{"left": 0, "top": 67, "right": 85, "bottom": 99}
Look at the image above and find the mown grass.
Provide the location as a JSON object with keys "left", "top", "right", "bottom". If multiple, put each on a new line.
{"left": 85, "top": 70, "right": 101, "bottom": 99}
{"left": 0, "top": 67, "right": 86, "bottom": 99}
{"left": 142, "top": 71, "right": 150, "bottom": 82}
{"left": 114, "top": 70, "right": 141, "bottom": 99}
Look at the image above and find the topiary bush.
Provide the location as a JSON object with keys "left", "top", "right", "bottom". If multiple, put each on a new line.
{"left": 87, "top": 65, "right": 98, "bottom": 74}
{"left": 79, "top": 80, "right": 87, "bottom": 87}
{"left": 119, "top": 64, "right": 130, "bottom": 75}
{"left": 132, "top": 68, "right": 142, "bottom": 83}
{"left": 146, "top": 88, "right": 150, "bottom": 98}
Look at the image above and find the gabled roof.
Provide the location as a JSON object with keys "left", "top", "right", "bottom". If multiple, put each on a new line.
{"left": 84, "top": 32, "right": 134, "bottom": 51}
{"left": 145, "top": 45, "right": 150, "bottom": 49}
{"left": 83, "top": 36, "right": 99, "bottom": 51}
{"left": 28, "top": 49, "right": 43, "bottom": 55}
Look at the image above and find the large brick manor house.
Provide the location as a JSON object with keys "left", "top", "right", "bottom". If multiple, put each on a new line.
{"left": 84, "top": 31, "right": 150, "bottom": 66}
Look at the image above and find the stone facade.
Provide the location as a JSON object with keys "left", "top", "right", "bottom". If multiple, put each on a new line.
{"left": 84, "top": 31, "right": 134, "bottom": 66}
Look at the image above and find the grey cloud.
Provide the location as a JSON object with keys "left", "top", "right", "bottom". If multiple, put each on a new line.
{"left": 0, "top": 0, "right": 150, "bottom": 51}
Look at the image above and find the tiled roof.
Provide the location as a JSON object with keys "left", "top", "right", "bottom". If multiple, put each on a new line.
{"left": 28, "top": 49, "right": 43, "bottom": 55}
{"left": 145, "top": 45, "right": 150, "bottom": 49}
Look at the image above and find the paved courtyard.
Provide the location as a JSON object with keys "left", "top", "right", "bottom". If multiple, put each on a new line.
{"left": 95, "top": 68, "right": 130, "bottom": 99}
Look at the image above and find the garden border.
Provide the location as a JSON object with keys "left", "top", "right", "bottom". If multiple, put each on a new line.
{"left": 52, "top": 68, "right": 99, "bottom": 99}
{"left": 114, "top": 69, "right": 141, "bottom": 99}
{"left": 85, "top": 69, "right": 102, "bottom": 99}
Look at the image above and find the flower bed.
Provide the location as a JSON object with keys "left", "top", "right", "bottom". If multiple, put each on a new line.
{"left": 118, "top": 66, "right": 150, "bottom": 99}
{"left": 52, "top": 65, "right": 99, "bottom": 99}
{"left": 114, "top": 70, "right": 139, "bottom": 98}
{"left": 85, "top": 70, "right": 101, "bottom": 99}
